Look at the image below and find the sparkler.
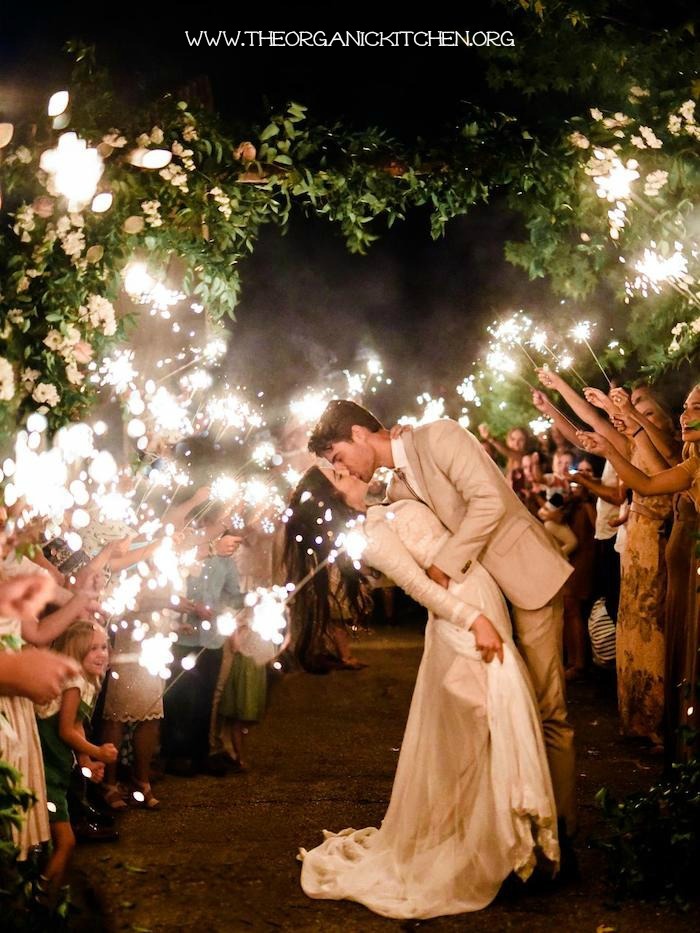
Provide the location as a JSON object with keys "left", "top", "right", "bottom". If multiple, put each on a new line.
{"left": 39, "top": 132, "right": 104, "bottom": 210}
{"left": 569, "top": 320, "right": 612, "bottom": 387}
{"left": 289, "top": 391, "right": 331, "bottom": 425}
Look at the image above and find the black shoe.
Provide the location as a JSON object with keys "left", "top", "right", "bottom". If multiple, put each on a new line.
{"left": 73, "top": 820, "right": 119, "bottom": 843}
{"left": 204, "top": 753, "right": 229, "bottom": 777}
{"left": 79, "top": 802, "right": 115, "bottom": 828}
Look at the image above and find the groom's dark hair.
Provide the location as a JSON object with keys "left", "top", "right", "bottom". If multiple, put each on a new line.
{"left": 308, "top": 399, "right": 384, "bottom": 454}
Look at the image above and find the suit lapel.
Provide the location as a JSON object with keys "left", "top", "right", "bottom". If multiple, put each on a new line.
{"left": 402, "top": 431, "right": 437, "bottom": 513}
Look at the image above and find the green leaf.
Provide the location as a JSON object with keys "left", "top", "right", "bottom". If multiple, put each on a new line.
{"left": 260, "top": 123, "right": 280, "bottom": 141}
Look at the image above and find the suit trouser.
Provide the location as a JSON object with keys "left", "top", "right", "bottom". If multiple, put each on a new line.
{"left": 513, "top": 593, "right": 577, "bottom": 836}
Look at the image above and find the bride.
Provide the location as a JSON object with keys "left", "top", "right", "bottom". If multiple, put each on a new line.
{"left": 284, "top": 465, "right": 559, "bottom": 921}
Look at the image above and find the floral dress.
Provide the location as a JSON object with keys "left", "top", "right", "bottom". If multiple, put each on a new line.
{"left": 0, "top": 616, "right": 50, "bottom": 858}
{"left": 616, "top": 446, "right": 673, "bottom": 744}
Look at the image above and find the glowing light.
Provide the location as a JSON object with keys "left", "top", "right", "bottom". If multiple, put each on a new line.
{"left": 141, "top": 149, "right": 173, "bottom": 170}
{"left": 100, "top": 349, "right": 138, "bottom": 394}
{"left": 570, "top": 321, "right": 593, "bottom": 343}
{"left": 123, "top": 262, "right": 156, "bottom": 298}
{"left": 626, "top": 243, "right": 690, "bottom": 297}
{"left": 216, "top": 611, "right": 237, "bottom": 636}
{"left": 39, "top": 133, "right": 104, "bottom": 210}
{"left": 211, "top": 475, "right": 239, "bottom": 502}
{"left": 289, "top": 391, "right": 330, "bottom": 424}
{"left": 247, "top": 587, "right": 288, "bottom": 645}
{"left": 529, "top": 417, "right": 553, "bottom": 435}
{"left": 252, "top": 442, "right": 275, "bottom": 467}
{"left": 138, "top": 633, "right": 174, "bottom": 678}
{"left": 91, "top": 192, "right": 113, "bottom": 213}
{"left": 47, "top": 91, "right": 69, "bottom": 117}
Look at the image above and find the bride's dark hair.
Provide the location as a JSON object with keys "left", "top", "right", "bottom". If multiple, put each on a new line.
{"left": 283, "top": 465, "right": 368, "bottom": 673}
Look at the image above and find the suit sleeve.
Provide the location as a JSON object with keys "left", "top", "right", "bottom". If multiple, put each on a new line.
{"left": 364, "top": 516, "right": 481, "bottom": 629}
{"left": 426, "top": 421, "right": 507, "bottom": 581}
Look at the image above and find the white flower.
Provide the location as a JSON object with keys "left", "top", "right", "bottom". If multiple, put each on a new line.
{"left": 32, "top": 382, "right": 60, "bottom": 407}
{"left": 0, "top": 357, "right": 15, "bottom": 401}
{"left": 182, "top": 125, "right": 198, "bottom": 141}
{"left": 7, "top": 308, "right": 24, "bottom": 324}
{"left": 671, "top": 322, "right": 687, "bottom": 336}
{"left": 691, "top": 318, "right": 700, "bottom": 334}
{"left": 628, "top": 85, "right": 650, "bottom": 100}
{"left": 61, "top": 230, "right": 85, "bottom": 259}
{"left": 679, "top": 100, "right": 696, "bottom": 123}
{"left": 21, "top": 367, "right": 40, "bottom": 390}
{"left": 639, "top": 126, "right": 662, "bottom": 149}
{"left": 568, "top": 131, "right": 590, "bottom": 149}
{"left": 83, "top": 295, "right": 117, "bottom": 336}
{"left": 590, "top": 108, "right": 603, "bottom": 121}
{"left": 141, "top": 200, "right": 163, "bottom": 227}
{"left": 668, "top": 338, "right": 680, "bottom": 354}
{"left": 103, "top": 131, "right": 127, "bottom": 148}
{"left": 16, "top": 146, "right": 32, "bottom": 164}
{"left": 630, "top": 135, "right": 646, "bottom": 149}
{"left": 44, "top": 329, "right": 64, "bottom": 351}
{"left": 150, "top": 126, "right": 164, "bottom": 144}
{"left": 644, "top": 169, "right": 669, "bottom": 197}
{"left": 65, "top": 362, "right": 84, "bottom": 385}
{"left": 667, "top": 113, "right": 682, "bottom": 135}
{"left": 16, "top": 276, "right": 30, "bottom": 293}
{"left": 137, "top": 132, "right": 151, "bottom": 148}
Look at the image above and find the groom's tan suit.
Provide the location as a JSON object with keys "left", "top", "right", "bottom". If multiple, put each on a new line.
{"left": 386, "top": 418, "right": 577, "bottom": 833}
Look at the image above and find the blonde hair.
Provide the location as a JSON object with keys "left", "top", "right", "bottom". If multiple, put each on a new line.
{"left": 53, "top": 620, "right": 107, "bottom": 687}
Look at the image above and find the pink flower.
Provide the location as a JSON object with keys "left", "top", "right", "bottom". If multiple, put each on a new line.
{"left": 72, "top": 341, "right": 94, "bottom": 364}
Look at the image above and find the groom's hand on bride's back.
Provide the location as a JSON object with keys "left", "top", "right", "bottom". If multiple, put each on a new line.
{"left": 471, "top": 614, "right": 504, "bottom": 664}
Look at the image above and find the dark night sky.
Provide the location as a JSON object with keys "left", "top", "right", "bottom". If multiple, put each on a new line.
{"left": 0, "top": 6, "right": 648, "bottom": 418}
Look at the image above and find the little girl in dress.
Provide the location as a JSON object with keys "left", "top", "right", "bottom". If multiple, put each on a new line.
{"left": 35, "top": 621, "right": 117, "bottom": 905}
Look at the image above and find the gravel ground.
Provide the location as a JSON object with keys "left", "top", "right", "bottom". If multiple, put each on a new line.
{"left": 72, "top": 623, "right": 696, "bottom": 932}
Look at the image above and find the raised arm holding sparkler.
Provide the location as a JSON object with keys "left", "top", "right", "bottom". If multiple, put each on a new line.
{"left": 536, "top": 369, "right": 629, "bottom": 456}
{"left": 608, "top": 387, "right": 679, "bottom": 466}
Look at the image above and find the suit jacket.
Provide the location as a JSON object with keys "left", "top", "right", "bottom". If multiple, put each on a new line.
{"left": 386, "top": 419, "right": 572, "bottom": 610}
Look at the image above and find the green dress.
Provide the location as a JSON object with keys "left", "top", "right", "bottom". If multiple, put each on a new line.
{"left": 35, "top": 676, "right": 96, "bottom": 823}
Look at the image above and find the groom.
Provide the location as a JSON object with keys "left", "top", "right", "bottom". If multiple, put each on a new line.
{"left": 309, "top": 399, "right": 577, "bottom": 837}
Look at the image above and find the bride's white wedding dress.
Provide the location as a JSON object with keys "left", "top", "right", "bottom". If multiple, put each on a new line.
{"left": 299, "top": 500, "right": 559, "bottom": 920}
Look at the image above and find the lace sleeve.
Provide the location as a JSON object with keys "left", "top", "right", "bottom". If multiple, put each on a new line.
{"left": 364, "top": 517, "right": 480, "bottom": 628}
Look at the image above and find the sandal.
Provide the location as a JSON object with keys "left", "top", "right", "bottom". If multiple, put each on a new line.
{"left": 131, "top": 780, "right": 160, "bottom": 810}
{"left": 101, "top": 783, "right": 128, "bottom": 811}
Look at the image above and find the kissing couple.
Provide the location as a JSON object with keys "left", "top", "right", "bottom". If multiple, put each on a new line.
{"left": 284, "top": 399, "right": 576, "bottom": 920}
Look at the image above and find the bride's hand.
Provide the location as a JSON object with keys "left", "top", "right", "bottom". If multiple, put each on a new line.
{"left": 388, "top": 424, "right": 412, "bottom": 440}
{"left": 471, "top": 614, "right": 504, "bottom": 664}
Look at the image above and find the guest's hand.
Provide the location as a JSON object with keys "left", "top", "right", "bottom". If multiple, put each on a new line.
{"left": 471, "top": 614, "right": 504, "bottom": 664}
{"left": 388, "top": 424, "right": 413, "bottom": 440}
{"left": 609, "top": 387, "right": 635, "bottom": 416}
{"left": 531, "top": 390, "right": 550, "bottom": 414}
{"left": 536, "top": 367, "right": 561, "bottom": 390}
{"left": 9, "top": 649, "right": 81, "bottom": 704}
{"left": 0, "top": 574, "right": 56, "bottom": 621}
{"left": 427, "top": 564, "right": 450, "bottom": 589}
{"left": 84, "top": 759, "right": 105, "bottom": 783}
{"left": 97, "top": 743, "right": 119, "bottom": 764}
{"left": 477, "top": 423, "right": 491, "bottom": 440}
{"left": 577, "top": 430, "right": 610, "bottom": 456}
{"left": 583, "top": 387, "right": 610, "bottom": 410}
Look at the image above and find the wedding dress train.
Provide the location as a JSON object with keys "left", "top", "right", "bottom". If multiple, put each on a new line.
{"left": 299, "top": 500, "right": 559, "bottom": 919}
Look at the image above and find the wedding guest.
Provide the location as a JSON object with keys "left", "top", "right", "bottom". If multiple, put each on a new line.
{"left": 538, "top": 494, "right": 578, "bottom": 557}
{"left": 35, "top": 621, "right": 116, "bottom": 906}
{"left": 580, "top": 382, "right": 700, "bottom": 762}
{"left": 477, "top": 423, "right": 532, "bottom": 483}
{"left": 538, "top": 370, "right": 678, "bottom": 748}
{"left": 162, "top": 504, "right": 243, "bottom": 777}
{"left": 0, "top": 573, "right": 79, "bottom": 862}
{"left": 283, "top": 468, "right": 372, "bottom": 673}
{"left": 533, "top": 387, "right": 625, "bottom": 619}
{"left": 562, "top": 463, "right": 597, "bottom": 680}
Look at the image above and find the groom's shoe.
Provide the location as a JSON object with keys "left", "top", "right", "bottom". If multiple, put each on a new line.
{"left": 556, "top": 831, "right": 581, "bottom": 884}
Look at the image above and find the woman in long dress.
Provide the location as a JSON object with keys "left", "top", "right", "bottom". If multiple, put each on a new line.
{"left": 580, "top": 383, "right": 700, "bottom": 763}
{"left": 285, "top": 466, "right": 559, "bottom": 920}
